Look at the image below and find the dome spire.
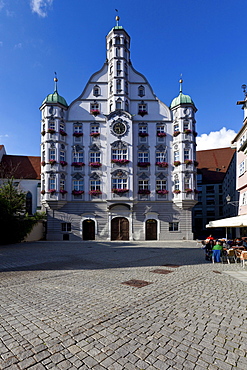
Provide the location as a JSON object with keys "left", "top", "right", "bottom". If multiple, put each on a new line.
{"left": 179, "top": 74, "right": 183, "bottom": 94}
{"left": 115, "top": 9, "right": 120, "bottom": 26}
{"left": 54, "top": 72, "right": 58, "bottom": 93}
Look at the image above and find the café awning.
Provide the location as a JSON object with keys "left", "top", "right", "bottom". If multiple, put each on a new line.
{"left": 206, "top": 214, "right": 247, "bottom": 228}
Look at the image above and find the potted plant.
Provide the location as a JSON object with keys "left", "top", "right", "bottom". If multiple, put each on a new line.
{"left": 194, "top": 189, "right": 200, "bottom": 194}
{"left": 47, "top": 128, "right": 56, "bottom": 134}
{"left": 173, "top": 161, "right": 181, "bottom": 167}
{"left": 156, "top": 162, "right": 168, "bottom": 168}
{"left": 60, "top": 161, "right": 68, "bottom": 167}
{"left": 157, "top": 132, "right": 167, "bottom": 137}
{"left": 59, "top": 190, "right": 68, "bottom": 195}
{"left": 90, "top": 132, "right": 100, "bottom": 137}
{"left": 72, "top": 190, "right": 84, "bottom": 195}
{"left": 138, "top": 189, "right": 151, "bottom": 195}
{"left": 49, "top": 159, "right": 57, "bottom": 165}
{"left": 111, "top": 159, "right": 130, "bottom": 165}
{"left": 156, "top": 189, "right": 169, "bottom": 195}
{"left": 59, "top": 129, "right": 67, "bottom": 136}
{"left": 173, "top": 131, "right": 180, "bottom": 137}
{"left": 173, "top": 189, "right": 181, "bottom": 194}
{"left": 73, "top": 132, "right": 83, "bottom": 137}
{"left": 137, "top": 162, "right": 150, "bottom": 167}
{"left": 184, "top": 129, "right": 192, "bottom": 135}
{"left": 40, "top": 190, "right": 45, "bottom": 195}
{"left": 138, "top": 110, "right": 148, "bottom": 117}
{"left": 71, "top": 162, "right": 85, "bottom": 167}
{"left": 89, "top": 190, "right": 102, "bottom": 196}
{"left": 184, "top": 159, "right": 193, "bottom": 166}
{"left": 89, "top": 162, "right": 102, "bottom": 168}
{"left": 138, "top": 132, "right": 149, "bottom": 137}
{"left": 48, "top": 189, "right": 56, "bottom": 194}
{"left": 90, "top": 109, "right": 100, "bottom": 116}
{"left": 41, "top": 161, "right": 46, "bottom": 166}
{"left": 185, "top": 188, "right": 193, "bottom": 193}
{"left": 112, "top": 188, "right": 129, "bottom": 194}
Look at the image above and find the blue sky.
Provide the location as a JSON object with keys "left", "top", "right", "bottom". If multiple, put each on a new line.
{"left": 0, "top": 0, "right": 246, "bottom": 156}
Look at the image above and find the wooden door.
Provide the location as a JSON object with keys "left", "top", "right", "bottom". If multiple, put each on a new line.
{"left": 146, "top": 219, "right": 157, "bottom": 240}
{"left": 111, "top": 217, "right": 129, "bottom": 241}
{"left": 83, "top": 219, "right": 95, "bottom": 240}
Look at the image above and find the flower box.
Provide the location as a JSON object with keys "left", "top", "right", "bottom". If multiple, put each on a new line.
{"left": 194, "top": 160, "right": 199, "bottom": 167}
{"left": 60, "top": 161, "right": 68, "bottom": 167}
{"left": 89, "top": 162, "right": 102, "bottom": 168}
{"left": 59, "top": 130, "right": 67, "bottom": 136}
{"left": 90, "top": 109, "right": 100, "bottom": 116}
{"left": 41, "top": 130, "right": 46, "bottom": 136}
{"left": 138, "top": 110, "right": 148, "bottom": 117}
{"left": 194, "top": 189, "right": 200, "bottom": 194}
{"left": 138, "top": 132, "right": 149, "bottom": 137}
{"left": 137, "top": 162, "right": 150, "bottom": 167}
{"left": 111, "top": 159, "right": 130, "bottom": 165}
{"left": 41, "top": 161, "right": 46, "bottom": 166}
{"left": 73, "top": 132, "right": 83, "bottom": 137}
{"left": 173, "top": 190, "right": 181, "bottom": 194}
{"left": 40, "top": 190, "right": 45, "bottom": 195}
{"left": 157, "top": 132, "right": 167, "bottom": 137}
{"left": 49, "top": 160, "right": 57, "bottom": 165}
{"left": 173, "top": 131, "right": 180, "bottom": 137}
{"left": 138, "top": 189, "right": 151, "bottom": 195}
{"left": 72, "top": 190, "right": 84, "bottom": 195}
{"left": 185, "top": 188, "right": 193, "bottom": 193}
{"left": 112, "top": 188, "right": 129, "bottom": 194}
{"left": 89, "top": 190, "right": 102, "bottom": 196}
{"left": 48, "top": 189, "right": 56, "bottom": 194}
{"left": 184, "top": 129, "right": 192, "bottom": 135}
{"left": 173, "top": 161, "right": 181, "bottom": 167}
{"left": 47, "top": 128, "right": 56, "bottom": 134}
{"left": 156, "top": 189, "right": 169, "bottom": 195}
{"left": 156, "top": 162, "right": 168, "bottom": 168}
{"left": 90, "top": 132, "right": 100, "bottom": 137}
{"left": 59, "top": 190, "right": 68, "bottom": 195}
{"left": 71, "top": 162, "right": 85, "bottom": 167}
{"left": 184, "top": 159, "right": 193, "bottom": 166}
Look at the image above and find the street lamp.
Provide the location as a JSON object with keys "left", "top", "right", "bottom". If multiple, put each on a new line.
{"left": 226, "top": 194, "right": 239, "bottom": 207}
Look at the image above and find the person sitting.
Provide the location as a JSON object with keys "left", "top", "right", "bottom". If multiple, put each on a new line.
{"left": 212, "top": 240, "right": 223, "bottom": 263}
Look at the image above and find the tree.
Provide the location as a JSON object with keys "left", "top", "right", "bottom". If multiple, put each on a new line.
{"left": 0, "top": 179, "right": 40, "bottom": 244}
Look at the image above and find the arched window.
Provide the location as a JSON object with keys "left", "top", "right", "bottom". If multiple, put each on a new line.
{"left": 138, "top": 85, "right": 145, "bottom": 97}
{"left": 26, "top": 192, "right": 32, "bottom": 215}
{"left": 115, "top": 37, "right": 120, "bottom": 45}
{"left": 116, "top": 80, "right": 121, "bottom": 93}
{"left": 116, "top": 98, "right": 122, "bottom": 110}
{"left": 93, "top": 85, "right": 100, "bottom": 97}
{"left": 117, "top": 61, "right": 121, "bottom": 76}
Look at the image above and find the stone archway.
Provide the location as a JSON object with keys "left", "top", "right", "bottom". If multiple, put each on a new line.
{"left": 111, "top": 217, "right": 129, "bottom": 241}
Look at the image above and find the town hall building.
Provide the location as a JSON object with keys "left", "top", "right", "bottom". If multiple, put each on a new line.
{"left": 40, "top": 17, "right": 198, "bottom": 241}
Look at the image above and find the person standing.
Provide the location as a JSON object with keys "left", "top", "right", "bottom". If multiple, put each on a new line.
{"left": 212, "top": 240, "right": 223, "bottom": 263}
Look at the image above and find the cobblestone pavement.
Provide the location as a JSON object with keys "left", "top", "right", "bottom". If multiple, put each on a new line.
{"left": 0, "top": 240, "right": 247, "bottom": 370}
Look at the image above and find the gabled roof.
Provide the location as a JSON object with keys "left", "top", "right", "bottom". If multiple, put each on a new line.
{"left": 0, "top": 155, "right": 41, "bottom": 180}
{"left": 196, "top": 147, "right": 235, "bottom": 184}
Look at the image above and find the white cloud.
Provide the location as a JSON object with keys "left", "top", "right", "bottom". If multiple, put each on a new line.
{"left": 0, "top": 134, "right": 9, "bottom": 138}
{"left": 196, "top": 127, "right": 237, "bottom": 151}
{"left": 14, "top": 43, "right": 22, "bottom": 49}
{"left": 30, "top": 0, "right": 53, "bottom": 17}
{"left": 0, "top": 1, "right": 4, "bottom": 11}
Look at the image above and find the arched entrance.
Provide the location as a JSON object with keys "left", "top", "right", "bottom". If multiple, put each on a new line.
{"left": 111, "top": 217, "right": 129, "bottom": 241}
{"left": 83, "top": 219, "right": 95, "bottom": 240}
{"left": 146, "top": 219, "right": 157, "bottom": 240}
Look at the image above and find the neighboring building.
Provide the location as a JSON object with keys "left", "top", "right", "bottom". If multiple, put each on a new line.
{"left": 0, "top": 145, "right": 41, "bottom": 215}
{"left": 193, "top": 147, "right": 237, "bottom": 239}
{"left": 40, "top": 17, "right": 198, "bottom": 241}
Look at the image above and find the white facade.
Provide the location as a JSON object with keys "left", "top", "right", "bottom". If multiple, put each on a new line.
{"left": 40, "top": 20, "right": 198, "bottom": 241}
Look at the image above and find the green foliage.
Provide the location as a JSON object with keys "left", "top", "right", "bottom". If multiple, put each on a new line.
{"left": 0, "top": 179, "right": 43, "bottom": 245}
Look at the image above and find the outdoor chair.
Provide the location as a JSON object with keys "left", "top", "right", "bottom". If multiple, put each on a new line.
{"left": 240, "top": 251, "right": 247, "bottom": 268}
{"left": 226, "top": 249, "right": 236, "bottom": 264}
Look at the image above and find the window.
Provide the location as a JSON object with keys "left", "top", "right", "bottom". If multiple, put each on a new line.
{"left": 116, "top": 47, "right": 120, "bottom": 57}
{"left": 49, "top": 177, "right": 56, "bottom": 190}
{"left": 109, "top": 39, "right": 112, "bottom": 48}
{"left": 138, "top": 179, "right": 149, "bottom": 190}
{"left": 73, "top": 150, "right": 83, "bottom": 163}
{"left": 139, "top": 125, "right": 147, "bottom": 134}
{"left": 183, "top": 121, "right": 189, "bottom": 131}
{"left": 138, "top": 85, "right": 145, "bottom": 97}
{"left": 174, "top": 178, "right": 179, "bottom": 191}
{"left": 74, "top": 124, "right": 82, "bottom": 133}
{"left": 184, "top": 177, "right": 190, "bottom": 189}
{"left": 93, "top": 85, "right": 100, "bottom": 96}
{"left": 156, "top": 179, "right": 167, "bottom": 190}
{"left": 184, "top": 149, "right": 190, "bottom": 161}
{"left": 116, "top": 80, "right": 121, "bottom": 93}
{"left": 26, "top": 192, "right": 32, "bottom": 215}
{"left": 60, "top": 122, "right": 65, "bottom": 131}
{"left": 60, "top": 179, "right": 65, "bottom": 190}
{"left": 49, "top": 149, "right": 56, "bottom": 161}
{"left": 239, "top": 161, "right": 245, "bottom": 176}
{"left": 115, "top": 37, "right": 120, "bottom": 45}
{"left": 91, "top": 103, "right": 99, "bottom": 111}
{"left": 138, "top": 152, "right": 149, "bottom": 162}
{"left": 110, "top": 64, "right": 113, "bottom": 74}
{"left": 90, "top": 180, "right": 101, "bottom": 191}
{"left": 110, "top": 101, "right": 113, "bottom": 112}
{"left": 49, "top": 121, "right": 55, "bottom": 130}
{"left": 156, "top": 151, "right": 167, "bottom": 162}
{"left": 61, "top": 223, "right": 71, "bottom": 232}
{"left": 206, "top": 185, "right": 214, "bottom": 193}
{"left": 169, "top": 222, "right": 179, "bottom": 231}
{"left": 174, "top": 151, "right": 179, "bottom": 162}
{"left": 90, "top": 151, "right": 101, "bottom": 162}
{"left": 124, "top": 63, "right": 128, "bottom": 76}
{"left": 116, "top": 98, "right": 122, "bottom": 110}
{"left": 157, "top": 125, "right": 165, "bottom": 134}
{"left": 73, "top": 179, "right": 83, "bottom": 191}
{"left": 112, "top": 148, "right": 127, "bottom": 160}
{"left": 91, "top": 125, "right": 99, "bottom": 134}
{"left": 112, "top": 178, "right": 127, "bottom": 189}
{"left": 60, "top": 151, "right": 65, "bottom": 162}
{"left": 116, "top": 61, "right": 121, "bottom": 76}
{"left": 42, "top": 150, "right": 45, "bottom": 161}
{"left": 174, "top": 123, "right": 179, "bottom": 132}
{"left": 138, "top": 103, "right": 147, "bottom": 113}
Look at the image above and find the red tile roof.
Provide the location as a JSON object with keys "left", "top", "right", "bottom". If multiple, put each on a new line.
{"left": 0, "top": 155, "right": 41, "bottom": 180}
{"left": 196, "top": 147, "right": 235, "bottom": 184}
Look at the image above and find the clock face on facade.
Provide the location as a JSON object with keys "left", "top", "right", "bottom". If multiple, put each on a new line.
{"left": 113, "top": 121, "right": 126, "bottom": 135}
